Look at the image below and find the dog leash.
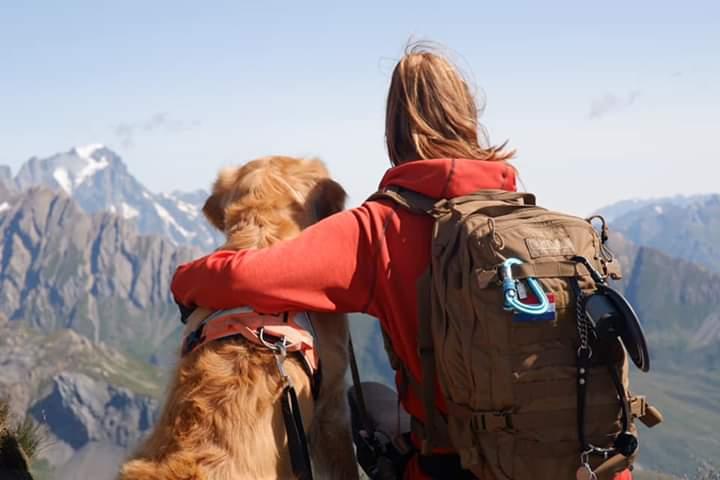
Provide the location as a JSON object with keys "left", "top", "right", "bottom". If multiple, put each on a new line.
{"left": 269, "top": 337, "right": 315, "bottom": 480}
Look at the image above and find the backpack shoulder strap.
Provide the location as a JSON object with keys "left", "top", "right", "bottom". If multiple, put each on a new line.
{"left": 369, "top": 186, "right": 537, "bottom": 215}
{"left": 367, "top": 186, "right": 438, "bottom": 215}
{"left": 455, "top": 189, "right": 536, "bottom": 206}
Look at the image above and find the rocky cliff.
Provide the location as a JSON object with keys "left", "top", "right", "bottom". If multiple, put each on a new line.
{"left": 0, "top": 319, "right": 163, "bottom": 478}
{"left": 0, "top": 187, "right": 199, "bottom": 361}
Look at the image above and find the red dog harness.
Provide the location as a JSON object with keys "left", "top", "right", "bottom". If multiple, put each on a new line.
{"left": 181, "top": 307, "right": 320, "bottom": 391}
{"left": 180, "top": 306, "right": 320, "bottom": 480}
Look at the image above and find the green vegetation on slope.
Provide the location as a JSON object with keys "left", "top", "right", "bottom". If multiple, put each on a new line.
{"left": 632, "top": 369, "right": 720, "bottom": 477}
{"left": 12, "top": 325, "right": 165, "bottom": 399}
{"left": 0, "top": 398, "right": 41, "bottom": 478}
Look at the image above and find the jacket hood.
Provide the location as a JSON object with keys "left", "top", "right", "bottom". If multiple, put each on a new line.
{"left": 378, "top": 158, "right": 516, "bottom": 199}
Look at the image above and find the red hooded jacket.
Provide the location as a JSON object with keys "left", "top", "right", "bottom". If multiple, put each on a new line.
{"left": 171, "top": 158, "right": 632, "bottom": 480}
{"left": 172, "top": 158, "right": 514, "bottom": 418}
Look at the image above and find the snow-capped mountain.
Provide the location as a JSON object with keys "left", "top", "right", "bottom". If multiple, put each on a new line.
{"left": 12, "top": 145, "right": 222, "bottom": 249}
{"left": 594, "top": 194, "right": 716, "bottom": 223}
{"left": 597, "top": 193, "right": 720, "bottom": 273}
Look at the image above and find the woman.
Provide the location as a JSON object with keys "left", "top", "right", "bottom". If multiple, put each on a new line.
{"left": 172, "top": 44, "right": 632, "bottom": 480}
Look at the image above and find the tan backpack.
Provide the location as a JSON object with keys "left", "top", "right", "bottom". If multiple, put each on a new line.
{"left": 370, "top": 187, "right": 663, "bottom": 480}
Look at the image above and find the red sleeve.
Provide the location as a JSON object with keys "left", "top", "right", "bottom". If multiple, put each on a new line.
{"left": 171, "top": 206, "right": 379, "bottom": 314}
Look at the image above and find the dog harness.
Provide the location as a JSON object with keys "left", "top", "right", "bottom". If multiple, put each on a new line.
{"left": 181, "top": 307, "right": 320, "bottom": 480}
{"left": 182, "top": 308, "right": 319, "bottom": 375}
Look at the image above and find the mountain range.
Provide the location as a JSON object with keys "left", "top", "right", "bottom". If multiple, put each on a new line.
{"left": 0, "top": 146, "right": 718, "bottom": 478}
{"left": 4, "top": 145, "right": 222, "bottom": 250}
{"left": 597, "top": 194, "right": 720, "bottom": 273}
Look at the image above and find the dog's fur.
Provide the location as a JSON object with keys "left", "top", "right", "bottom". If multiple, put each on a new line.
{"left": 119, "top": 156, "right": 357, "bottom": 480}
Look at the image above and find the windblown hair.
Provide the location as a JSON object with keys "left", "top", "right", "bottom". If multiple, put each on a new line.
{"left": 385, "top": 42, "right": 515, "bottom": 166}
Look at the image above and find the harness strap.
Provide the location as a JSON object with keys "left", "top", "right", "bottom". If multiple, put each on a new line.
{"left": 182, "top": 308, "right": 322, "bottom": 398}
{"left": 182, "top": 308, "right": 318, "bottom": 479}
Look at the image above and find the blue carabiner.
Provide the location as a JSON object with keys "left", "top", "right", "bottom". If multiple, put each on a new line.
{"left": 501, "top": 258, "right": 550, "bottom": 316}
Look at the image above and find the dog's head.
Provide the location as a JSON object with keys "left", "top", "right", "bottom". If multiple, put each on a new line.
{"left": 203, "top": 156, "right": 347, "bottom": 249}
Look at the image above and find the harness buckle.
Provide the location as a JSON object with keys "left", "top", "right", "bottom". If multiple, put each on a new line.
{"left": 259, "top": 327, "right": 292, "bottom": 383}
{"left": 181, "top": 325, "right": 206, "bottom": 356}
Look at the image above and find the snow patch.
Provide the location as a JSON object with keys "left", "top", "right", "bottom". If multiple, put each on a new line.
{"left": 153, "top": 202, "right": 195, "bottom": 239}
{"left": 75, "top": 156, "right": 110, "bottom": 186}
{"left": 119, "top": 202, "right": 139, "bottom": 219}
{"left": 0, "top": 202, "right": 10, "bottom": 213}
{"left": 654, "top": 205, "right": 664, "bottom": 215}
{"left": 175, "top": 199, "right": 199, "bottom": 218}
{"left": 73, "top": 144, "right": 104, "bottom": 159}
{"left": 53, "top": 168, "right": 73, "bottom": 193}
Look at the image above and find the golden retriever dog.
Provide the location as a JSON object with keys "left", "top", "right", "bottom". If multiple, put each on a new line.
{"left": 119, "top": 156, "right": 358, "bottom": 480}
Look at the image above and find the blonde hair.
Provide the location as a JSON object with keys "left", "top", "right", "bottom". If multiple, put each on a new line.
{"left": 385, "top": 43, "right": 515, "bottom": 166}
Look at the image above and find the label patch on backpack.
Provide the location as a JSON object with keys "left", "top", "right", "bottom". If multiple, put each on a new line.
{"left": 513, "top": 286, "right": 557, "bottom": 322}
{"left": 525, "top": 234, "right": 575, "bottom": 258}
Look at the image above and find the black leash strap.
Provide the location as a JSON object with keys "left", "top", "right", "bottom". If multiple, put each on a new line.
{"left": 281, "top": 383, "right": 314, "bottom": 480}
{"left": 348, "top": 335, "right": 376, "bottom": 439}
{"left": 268, "top": 337, "right": 314, "bottom": 480}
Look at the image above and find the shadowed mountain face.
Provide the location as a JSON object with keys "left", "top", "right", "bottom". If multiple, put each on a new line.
{"left": 608, "top": 233, "right": 720, "bottom": 370}
{"left": 0, "top": 187, "right": 199, "bottom": 361}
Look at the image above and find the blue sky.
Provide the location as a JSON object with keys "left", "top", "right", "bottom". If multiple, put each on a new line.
{"left": 1, "top": 1, "right": 718, "bottom": 214}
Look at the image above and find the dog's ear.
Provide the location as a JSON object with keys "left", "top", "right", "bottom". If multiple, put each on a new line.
{"left": 203, "top": 193, "right": 225, "bottom": 231}
{"left": 203, "top": 168, "right": 238, "bottom": 232}
{"left": 308, "top": 178, "right": 347, "bottom": 221}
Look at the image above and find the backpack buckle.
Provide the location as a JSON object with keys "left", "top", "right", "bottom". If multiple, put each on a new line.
{"left": 477, "top": 410, "right": 515, "bottom": 432}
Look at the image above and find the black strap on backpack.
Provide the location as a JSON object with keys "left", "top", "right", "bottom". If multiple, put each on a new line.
{"left": 570, "top": 259, "right": 639, "bottom": 473}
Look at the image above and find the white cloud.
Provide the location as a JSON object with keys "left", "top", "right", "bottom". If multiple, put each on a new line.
{"left": 113, "top": 113, "right": 200, "bottom": 148}
{"left": 588, "top": 90, "right": 640, "bottom": 119}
